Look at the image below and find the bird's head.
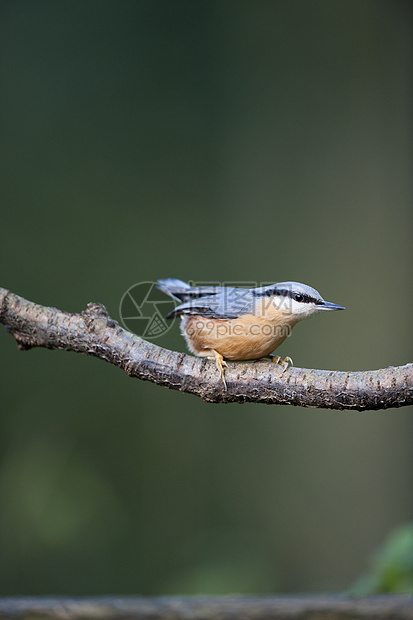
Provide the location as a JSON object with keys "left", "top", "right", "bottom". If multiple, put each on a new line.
{"left": 255, "top": 281, "right": 345, "bottom": 322}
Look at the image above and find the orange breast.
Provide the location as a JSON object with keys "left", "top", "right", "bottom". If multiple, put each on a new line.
{"left": 181, "top": 311, "right": 298, "bottom": 360}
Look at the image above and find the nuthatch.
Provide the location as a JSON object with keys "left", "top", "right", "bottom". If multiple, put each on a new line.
{"left": 158, "top": 278, "right": 345, "bottom": 390}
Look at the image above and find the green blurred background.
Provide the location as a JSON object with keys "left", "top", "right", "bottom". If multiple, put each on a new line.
{"left": 1, "top": 0, "right": 412, "bottom": 595}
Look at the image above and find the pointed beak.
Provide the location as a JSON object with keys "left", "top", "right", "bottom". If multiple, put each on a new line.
{"left": 319, "top": 301, "right": 346, "bottom": 311}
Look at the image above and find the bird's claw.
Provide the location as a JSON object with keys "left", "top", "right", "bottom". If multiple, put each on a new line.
{"left": 210, "top": 350, "right": 228, "bottom": 391}
{"left": 270, "top": 355, "right": 293, "bottom": 372}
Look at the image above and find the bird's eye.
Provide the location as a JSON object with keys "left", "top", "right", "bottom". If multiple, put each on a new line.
{"left": 294, "top": 293, "right": 304, "bottom": 302}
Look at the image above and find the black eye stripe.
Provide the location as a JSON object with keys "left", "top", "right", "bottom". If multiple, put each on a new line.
{"left": 258, "top": 288, "right": 320, "bottom": 304}
{"left": 294, "top": 293, "right": 319, "bottom": 303}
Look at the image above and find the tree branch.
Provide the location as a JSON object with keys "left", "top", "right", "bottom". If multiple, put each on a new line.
{"left": 0, "top": 595, "right": 413, "bottom": 620}
{"left": 0, "top": 287, "right": 411, "bottom": 410}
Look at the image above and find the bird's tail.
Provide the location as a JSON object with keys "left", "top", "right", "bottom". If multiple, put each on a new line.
{"left": 156, "top": 278, "right": 193, "bottom": 302}
{"left": 157, "top": 278, "right": 224, "bottom": 303}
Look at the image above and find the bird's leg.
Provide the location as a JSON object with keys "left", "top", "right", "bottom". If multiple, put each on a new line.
{"left": 208, "top": 350, "right": 228, "bottom": 391}
{"left": 267, "top": 354, "right": 293, "bottom": 372}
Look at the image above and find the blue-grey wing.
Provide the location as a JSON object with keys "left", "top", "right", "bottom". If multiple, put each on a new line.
{"left": 165, "top": 288, "right": 257, "bottom": 320}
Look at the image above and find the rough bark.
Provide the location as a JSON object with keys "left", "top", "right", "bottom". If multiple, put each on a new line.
{"left": 0, "top": 287, "right": 412, "bottom": 411}
{"left": 0, "top": 596, "right": 413, "bottom": 620}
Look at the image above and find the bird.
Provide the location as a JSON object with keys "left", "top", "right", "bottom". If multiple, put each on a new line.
{"left": 157, "top": 278, "right": 345, "bottom": 390}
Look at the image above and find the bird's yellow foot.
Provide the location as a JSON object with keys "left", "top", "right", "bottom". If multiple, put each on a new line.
{"left": 209, "top": 350, "right": 228, "bottom": 391}
{"left": 269, "top": 354, "right": 293, "bottom": 372}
